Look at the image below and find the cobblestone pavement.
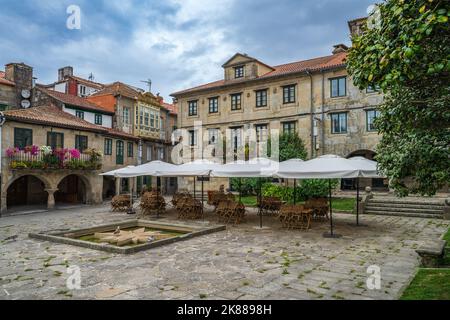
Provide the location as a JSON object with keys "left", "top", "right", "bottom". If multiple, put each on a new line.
{"left": 0, "top": 204, "right": 448, "bottom": 300}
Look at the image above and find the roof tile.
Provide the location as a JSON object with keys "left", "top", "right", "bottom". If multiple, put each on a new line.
{"left": 171, "top": 52, "right": 347, "bottom": 96}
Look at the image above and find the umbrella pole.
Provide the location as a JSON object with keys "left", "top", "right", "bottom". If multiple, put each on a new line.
{"left": 293, "top": 180, "right": 297, "bottom": 205}
{"left": 356, "top": 178, "right": 360, "bottom": 226}
{"left": 201, "top": 176, "right": 204, "bottom": 220}
{"left": 323, "top": 179, "right": 342, "bottom": 238}
{"left": 239, "top": 178, "right": 242, "bottom": 203}
{"left": 259, "top": 177, "right": 263, "bottom": 228}
{"left": 193, "top": 177, "right": 196, "bottom": 199}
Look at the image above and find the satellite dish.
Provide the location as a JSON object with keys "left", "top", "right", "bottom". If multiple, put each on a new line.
{"left": 21, "top": 100, "right": 31, "bottom": 109}
{"left": 21, "top": 89, "right": 31, "bottom": 99}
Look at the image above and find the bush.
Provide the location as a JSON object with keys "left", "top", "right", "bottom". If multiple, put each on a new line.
{"left": 297, "top": 179, "right": 339, "bottom": 200}
{"left": 262, "top": 183, "right": 294, "bottom": 202}
{"left": 230, "top": 178, "right": 270, "bottom": 196}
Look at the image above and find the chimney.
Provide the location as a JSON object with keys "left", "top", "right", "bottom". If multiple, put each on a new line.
{"left": 332, "top": 44, "right": 349, "bottom": 54}
{"left": 5, "top": 63, "right": 33, "bottom": 109}
{"left": 348, "top": 17, "right": 368, "bottom": 37}
{"left": 58, "top": 66, "right": 73, "bottom": 81}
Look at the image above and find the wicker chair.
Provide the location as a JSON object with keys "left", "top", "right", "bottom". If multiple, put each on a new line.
{"left": 305, "top": 198, "right": 329, "bottom": 221}
{"left": 111, "top": 194, "right": 131, "bottom": 212}
{"left": 140, "top": 191, "right": 166, "bottom": 216}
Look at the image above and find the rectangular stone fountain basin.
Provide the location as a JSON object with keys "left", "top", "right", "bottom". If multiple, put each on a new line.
{"left": 29, "top": 219, "right": 226, "bottom": 254}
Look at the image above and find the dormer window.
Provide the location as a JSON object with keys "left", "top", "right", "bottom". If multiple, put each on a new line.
{"left": 234, "top": 66, "right": 244, "bottom": 79}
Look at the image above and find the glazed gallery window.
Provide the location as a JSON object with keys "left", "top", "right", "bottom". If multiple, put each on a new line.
{"left": 330, "top": 77, "right": 347, "bottom": 98}
{"left": 14, "top": 128, "right": 32, "bottom": 148}
{"left": 255, "top": 89, "right": 268, "bottom": 107}
{"left": 104, "top": 138, "right": 113, "bottom": 155}
{"left": 75, "top": 110, "right": 85, "bottom": 120}
{"left": 123, "top": 107, "right": 130, "bottom": 124}
{"left": 234, "top": 66, "right": 244, "bottom": 78}
{"left": 366, "top": 109, "right": 380, "bottom": 132}
{"left": 47, "top": 132, "right": 64, "bottom": 150}
{"left": 188, "top": 100, "right": 198, "bottom": 116}
{"left": 75, "top": 135, "right": 88, "bottom": 152}
{"left": 231, "top": 93, "right": 242, "bottom": 111}
{"left": 282, "top": 85, "right": 296, "bottom": 104}
{"left": 282, "top": 121, "right": 296, "bottom": 135}
{"left": 209, "top": 97, "right": 219, "bottom": 114}
{"left": 94, "top": 113, "right": 102, "bottom": 125}
{"left": 331, "top": 112, "right": 348, "bottom": 134}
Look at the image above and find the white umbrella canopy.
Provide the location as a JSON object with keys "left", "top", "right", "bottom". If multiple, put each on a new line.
{"left": 348, "top": 156, "right": 383, "bottom": 178}
{"left": 278, "top": 159, "right": 304, "bottom": 172}
{"left": 211, "top": 157, "right": 280, "bottom": 178}
{"left": 276, "top": 154, "right": 359, "bottom": 179}
{"left": 157, "top": 159, "right": 223, "bottom": 177}
{"left": 100, "top": 166, "right": 135, "bottom": 177}
{"left": 100, "top": 161, "right": 178, "bottom": 178}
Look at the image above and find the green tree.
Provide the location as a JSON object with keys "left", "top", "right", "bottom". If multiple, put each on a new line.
{"left": 347, "top": 0, "right": 450, "bottom": 196}
{"left": 278, "top": 132, "right": 308, "bottom": 162}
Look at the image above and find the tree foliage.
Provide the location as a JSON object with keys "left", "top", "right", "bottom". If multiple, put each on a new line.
{"left": 278, "top": 132, "right": 308, "bottom": 162}
{"left": 347, "top": 0, "right": 450, "bottom": 196}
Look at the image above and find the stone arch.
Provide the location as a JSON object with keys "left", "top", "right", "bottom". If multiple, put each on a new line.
{"left": 55, "top": 174, "right": 92, "bottom": 205}
{"left": 5, "top": 174, "right": 50, "bottom": 210}
{"left": 346, "top": 149, "right": 376, "bottom": 160}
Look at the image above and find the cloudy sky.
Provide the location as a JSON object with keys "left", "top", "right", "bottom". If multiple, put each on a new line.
{"left": 0, "top": 0, "right": 376, "bottom": 100}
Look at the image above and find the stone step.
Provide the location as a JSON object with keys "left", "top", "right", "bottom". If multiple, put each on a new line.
{"left": 368, "top": 198, "right": 444, "bottom": 207}
{"left": 365, "top": 210, "right": 443, "bottom": 219}
{"left": 367, "top": 201, "right": 444, "bottom": 210}
{"left": 365, "top": 205, "right": 444, "bottom": 215}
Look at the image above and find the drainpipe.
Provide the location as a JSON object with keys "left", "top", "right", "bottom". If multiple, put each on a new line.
{"left": 321, "top": 71, "right": 326, "bottom": 156}
{"left": 306, "top": 70, "right": 314, "bottom": 158}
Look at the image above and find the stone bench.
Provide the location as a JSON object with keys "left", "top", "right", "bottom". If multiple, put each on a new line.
{"left": 416, "top": 240, "right": 447, "bottom": 267}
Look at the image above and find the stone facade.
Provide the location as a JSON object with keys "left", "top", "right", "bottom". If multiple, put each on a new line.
{"left": 172, "top": 52, "right": 383, "bottom": 192}
{"left": 0, "top": 120, "right": 137, "bottom": 213}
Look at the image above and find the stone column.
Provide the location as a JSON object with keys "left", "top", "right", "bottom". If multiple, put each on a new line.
{"left": 46, "top": 189, "right": 58, "bottom": 210}
{"left": 115, "top": 177, "right": 121, "bottom": 196}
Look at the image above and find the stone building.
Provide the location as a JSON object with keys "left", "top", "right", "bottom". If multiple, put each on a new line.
{"left": 43, "top": 66, "right": 105, "bottom": 97}
{"left": 0, "top": 104, "right": 137, "bottom": 214}
{"left": 0, "top": 63, "right": 34, "bottom": 111}
{"left": 88, "top": 82, "right": 178, "bottom": 194}
{"left": 171, "top": 21, "right": 384, "bottom": 192}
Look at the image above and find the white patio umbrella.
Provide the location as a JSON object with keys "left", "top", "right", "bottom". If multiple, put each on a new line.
{"left": 276, "top": 155, "right": 361, "bottom": 238}
{"left": 100, "top": 165, "right": 136, "bottom": 177}
{"left": 108, "top": 161, "right": 178, "bottom": 178}
{"left": 348, "top": 156, "right": 384, "bottom": 227}
{"left": 157, "top": 159, "right": 224, "bottom": 218}
{"left": 279, "top": 159, "right": 305, "bottom": 204}
{"left": 212, "top": 158, "right": 280, "bottom": 229}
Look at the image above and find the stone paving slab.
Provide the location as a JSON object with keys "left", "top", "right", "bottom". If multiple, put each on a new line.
{"left": 0, "top": 204, "right": 448, "bottom": 300}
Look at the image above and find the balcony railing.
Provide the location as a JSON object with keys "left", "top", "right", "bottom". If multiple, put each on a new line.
{"left": 7, "top": 148, "right": 102, "bottom": 171}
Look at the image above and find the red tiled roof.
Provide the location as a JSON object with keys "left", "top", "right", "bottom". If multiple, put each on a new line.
{"left": 68, "top": 75, "right": 105, "bottom": 89}
{"left": 37, "top": 86, "right": 114, "bottom": 115}
{"left": 0, "top": 71, "right": 15, "bottom": 86}
{"left": 171, "top": 52, "right": 347, "bottom": 96}
{"left": 91, "top": 81, "right": 141, "bottom": 100}
{"left": 161, "top": 101, "right": 178, "bottom": 115}
{"left": 5, "top": 104, "right": 139, "bottom": 141}
{"left": 4, "top": 105, "right": 106, "bottom": 133}
{"left": 105, "top": 128, "right": 139, "bottom": 141}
